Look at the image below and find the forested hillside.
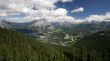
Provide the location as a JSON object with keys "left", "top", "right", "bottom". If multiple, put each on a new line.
{"left": 76, "top": 29, "right": 110, "bottom": 50}
{"left": 0, "top": 28, "right": 70, "bottom": 61}
{"left": 72, "top": 29, "right": 110, "bottom": 61}
{"left": 0, "top": 27, "right": 110, "bottom": 61}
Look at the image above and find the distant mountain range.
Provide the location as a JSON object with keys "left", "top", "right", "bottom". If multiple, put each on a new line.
{"left": 0, "top": 20, "right": 110, "bottom": 61}
{"left": 0, "top": 19, "right": 110, "bottom": 46}
{"left": 0, "top": 19, "right": 110, "bottom": 31}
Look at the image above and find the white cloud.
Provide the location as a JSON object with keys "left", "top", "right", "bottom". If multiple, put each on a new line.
{"left": 54, "top": 8, "right": 68, "bottom": 16}
{"left": 30, "top": 0, "right": 55, "bottom": 9}
{"left": 71, "top": 7, "right": 84, "bottom": 13}
{"left": 86, "top": 12, "right": 110, "bottom": 22}
{"left": 4, "top": 12, "right": 110, "bottom": 23}
{"left": 0, "top": 0, "right": 110, "bottom": 23}
{"left": 0, "top": 0, "right": 73, "bottom": 20}
{"left": 59, "top": 0, "right": 73, "bottom": 3}
{"left": 0, "top": 0, "right": 74, "bottom": 11}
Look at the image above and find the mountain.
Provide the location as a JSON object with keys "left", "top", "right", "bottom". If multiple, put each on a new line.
{"left": 0, "top": 20, "right": 11, "bottom": 28}
{"left": 0, "top": 27, "right": 71, "bottom": 61}
{"left": 0, "top": 19, "right": 38, "bottom": 29}
{"left": 28, "top": 20, "right": 77, "bottom": 31}
{"left": 0, "top": 20, "right": 110, "bottom": 61}
{"left": 27, "top": 20, "right": 110, "bottom": 35}
{"left": 75, "top": 29, "right": 110, "bottom": 50}
{"left": 1, "top": 19, "right": 110, "bottom": 32}
{"left": 1, "top": 19, "right": 110, "bottom": 46}
{"left": 72, "top": 21, "right": 110, "bottom": 31}
{"left": 68, "top": 29, "right": 110, "bottom": 61}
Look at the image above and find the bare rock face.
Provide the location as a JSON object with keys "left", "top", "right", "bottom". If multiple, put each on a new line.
{"left": 0, "top": 20, "right": 10, "bottom": 28}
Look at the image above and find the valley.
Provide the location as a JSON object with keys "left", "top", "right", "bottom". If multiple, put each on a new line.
{"left": 0, "top": 19, "right": 110, "bottom": 61}
{"left": 0, "top": 0, "right": 110, "bottom": 61}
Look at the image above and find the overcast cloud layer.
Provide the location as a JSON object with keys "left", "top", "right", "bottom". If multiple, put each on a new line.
{"left": 0, "top": 0, "right": 110, "bottom": 23}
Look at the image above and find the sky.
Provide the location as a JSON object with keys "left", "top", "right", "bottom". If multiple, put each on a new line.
{"left": 56, "top": 0, "right": 110, "bottom": 18}
{"left": 0, "top": 0, "right": 110, "bottom": 23}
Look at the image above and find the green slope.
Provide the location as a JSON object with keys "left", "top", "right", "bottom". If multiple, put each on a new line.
{"left": 75, "top": 29, "right": 110, "bottom": 50}
{"left": 70, "top": 29, "right": 110, "bottom": 61}
{"left": 0, "top": 28, "right": 70, "bottom": 61}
